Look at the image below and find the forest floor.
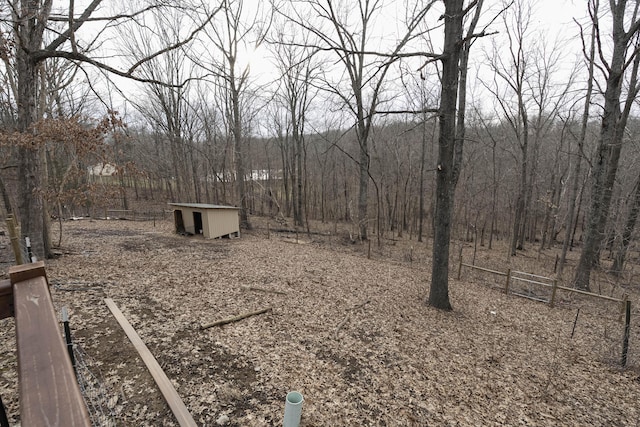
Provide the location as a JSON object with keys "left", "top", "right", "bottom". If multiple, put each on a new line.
{"left": 1, "top": 213, "right": 640, "bottom": 426}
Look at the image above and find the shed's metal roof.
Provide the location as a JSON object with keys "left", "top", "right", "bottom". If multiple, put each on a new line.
{"left": 168, "top": 203, "right": 240, "bottom": 210}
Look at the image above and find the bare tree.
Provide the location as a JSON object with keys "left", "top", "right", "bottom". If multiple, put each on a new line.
{"left": 557, "top": 4, "right": 598, "bottom": 277}
{"left": 396, "top": 65, "right": 440, "bottom": 242}
{"left": 573, "top": 0, "right": 640, "bottom": 291}
{"left": 193, "top": 0, "right": 270, "bottom": 229}
{"left": 120, "top": 7, "right": 200, "bottom": 203}
{"left": 482, "top": 0, "right": 574, "bottom": 257}
{"left": 483, "top": 0, "right": 532, "bottom": 256}
{"left": 279, "top": 0, "right": 436, "bottom": 240}
{"left": 611, "top": 167, "right": 640, "bottom": 275}
{"left": 269, "top": 22, "right": 321, "bottom": 227}
{"left": 429, "top": 0, "right": 485, "bottom": 310}
{"left": 1, "top": 0, "right": 218, "bottom": 259}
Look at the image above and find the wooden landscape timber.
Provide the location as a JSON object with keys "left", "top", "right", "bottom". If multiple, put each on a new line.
{"left": 104, "top": 298, "right": 197, "bottom": 427}
{"left": 6, "top": 262, "right": 91, "bottom": 426}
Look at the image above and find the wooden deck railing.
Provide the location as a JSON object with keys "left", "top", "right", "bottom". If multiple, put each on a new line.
{"left": 3, "top": 262, "right": 91, "bottom": 426}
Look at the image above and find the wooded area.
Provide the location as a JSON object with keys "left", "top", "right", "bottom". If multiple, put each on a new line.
{"left": 2, "top": 0, "right": 640, "bottom": 306}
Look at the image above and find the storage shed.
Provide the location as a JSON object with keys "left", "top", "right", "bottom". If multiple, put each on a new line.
{"left": 168, "top": 203, "right": 240, "bottom": 239}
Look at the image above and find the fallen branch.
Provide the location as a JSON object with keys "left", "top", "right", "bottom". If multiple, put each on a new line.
{"left": 201, "top": 307, "right": 272, "bottom": 330}
{"left": 283, "top": 239, "right": 307, "bottom": 245}
{"left": 240, "top": 285, "right": 287, "bottom": 295}
{"left": 55, "top": 285, "right": 103, "bottom": 292}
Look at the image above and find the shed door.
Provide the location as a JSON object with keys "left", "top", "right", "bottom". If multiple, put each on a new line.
{"left": 174, "top": 210, "right": 185, "bottom": 234}
{"left": 193, "top": 212, "right": 203, "bottom": 235}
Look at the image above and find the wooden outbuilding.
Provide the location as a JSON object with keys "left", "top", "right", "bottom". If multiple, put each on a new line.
{"left": 169, "top": 203, "right": 240, "bottom": 239}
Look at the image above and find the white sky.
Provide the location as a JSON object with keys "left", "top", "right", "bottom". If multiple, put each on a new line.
{"left": 240, "top": 0, "right": 591, "bottom": 81}
{"left": 84, "top": 0, "right": 595, "bottom": 125}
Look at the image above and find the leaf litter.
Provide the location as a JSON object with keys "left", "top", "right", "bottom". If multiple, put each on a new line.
{"left": 0, "top": 217, "right": 639, "bottom": 426}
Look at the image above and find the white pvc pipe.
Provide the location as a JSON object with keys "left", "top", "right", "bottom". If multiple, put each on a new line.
{"left": 283, "top": 391, "right": 304, "bottom": 427}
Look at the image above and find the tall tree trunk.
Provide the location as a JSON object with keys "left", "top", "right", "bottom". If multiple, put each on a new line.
{"left": 357, "top": 130, "right": 369, "bottom": 240}
{"left": 593, "top": 80, "right": 635, "bottom": 259}
{"left": 0, "top": 174, "right": 12, "bottom": 216}
{"left": 295, "top": 134, "right": 304, "bottom": 227}
{"left": 573, "top": 1, "right": 640, "bottom": 290}
{"left": 279, "top": 135, "right": 291, "bottom": 217}
{"left": 540, "top": 131, "right": 566, "bottom": 254}
{"left": 429, "top": 0, "right": 464, "bottom": 311}
{"left": 611, "top": 174, "right": 640, "bottom": 276}
{"left": 489, "top": 139, "right": 498, "bottom": 250}
{"left": 547, "top": 173, "right": 563, "bottom": 248}
{"left": 418, "top": 116, "right": 428, "bottom": 242}
{"left": 232, "top": 86, "right": 250, "bottom": 229}
{"left": 511, "top": 108, "right": 529, "bottom": 255}
{"left": 16, "top": 35, "right": 47, "bottom": 260}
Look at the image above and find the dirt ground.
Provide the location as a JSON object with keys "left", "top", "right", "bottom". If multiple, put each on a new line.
{"left": 1, "top": 216, "right": 640, "bottom": 426}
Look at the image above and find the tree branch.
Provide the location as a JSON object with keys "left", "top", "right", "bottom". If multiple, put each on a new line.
{"left": 30, "top": 49, "right": 197, "bottom": 87}
{"left": 47, "top": 4, "right": 162, "bottom": 23}
{"left": 125, "top": 5, "right": 223, "bottom": 75}
{"left": 377, "top": 108, "right": 439, "bottom": 115}
{"left": 45, "top": 0, "right": 102, "bottom": 52}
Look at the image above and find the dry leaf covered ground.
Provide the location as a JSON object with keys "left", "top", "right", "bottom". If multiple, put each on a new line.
{"left": 1, "top": 217, "right": 640, "bottom": 426}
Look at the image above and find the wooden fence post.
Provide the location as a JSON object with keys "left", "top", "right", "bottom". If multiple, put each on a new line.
{"left": 622, "top": 300, "right": 632, "bottom": 367}
{"left": 550, "top": 279, "right": 558, "bottom": 308}
{"left": 571, "top": 308, "right": 580, "bottom": 339}
{"left": 457, "top": 255, "right": 463, "bottom": 280}
{"left": 504, "top": 269, "right": 511, "bottom": 295}
{"left": 619, "top": 294, "right": 628, "bottom": 323}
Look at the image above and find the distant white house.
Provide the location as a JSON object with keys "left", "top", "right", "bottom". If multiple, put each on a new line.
{"left": 207, "top": 169, "right": 283, "bottom": 183}
{"left": 87, "top": 163, "right": 117, "bottom": 176}
{"left": 247, "top": 169, "right": 281, "bottom": 181}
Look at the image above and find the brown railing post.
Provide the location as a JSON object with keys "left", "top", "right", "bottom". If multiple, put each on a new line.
{"left": 9, "top": 262, "right": 91, "bottom": 426}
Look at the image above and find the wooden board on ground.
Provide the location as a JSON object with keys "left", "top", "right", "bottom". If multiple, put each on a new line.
{"left": 104, "top": 298, "right": 197, "bottom": 427}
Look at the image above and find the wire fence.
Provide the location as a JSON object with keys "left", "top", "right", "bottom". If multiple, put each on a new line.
{"left": 458, "top": 258, "right": 636, "bottom": 366}
{"left": 73, "top": 342, "right": 119, "bottom": 426}
{"left": 103, "top": 209, "right": 170, "bottom": 222}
